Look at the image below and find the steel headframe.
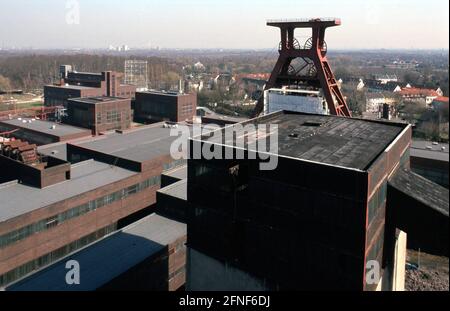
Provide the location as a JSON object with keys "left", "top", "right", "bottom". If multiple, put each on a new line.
{"left": 252, "top": 18, "right": 352, "bottom": 118}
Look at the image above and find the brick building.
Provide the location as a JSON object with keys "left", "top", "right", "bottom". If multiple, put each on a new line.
{"left": 44, "top": 67, "right": 136, "bottom": 107}
{"left": 65, "top": 96, "right": 132, "bottom": 135}
{"left": 0, "top": 118, "right": 92, "bottom": 146}
{"left": 0, "top": 124, "right": 187, "bottom": 287}
{"left": 5, "top": 214, "right": 186, "bottom": 291}
{"left": 134, "top": 91, "right": 197, "bottom": 123}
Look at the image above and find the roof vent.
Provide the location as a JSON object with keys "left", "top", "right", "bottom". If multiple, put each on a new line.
{"left": 302, "top": 121, "right": 324, "bottom": 127}
{"left": 288, "top": 133, "right": 299, "bottom": 138}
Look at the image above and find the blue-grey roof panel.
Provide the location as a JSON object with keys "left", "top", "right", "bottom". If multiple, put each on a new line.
{"left": 6, "top": 214, "right": 186, "bottom": 291}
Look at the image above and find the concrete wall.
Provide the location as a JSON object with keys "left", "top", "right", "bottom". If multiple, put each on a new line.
{"left": 392, "top": 231, "right": 407, "bottom": 291}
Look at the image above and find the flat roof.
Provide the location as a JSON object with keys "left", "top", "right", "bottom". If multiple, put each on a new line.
{"left": 198, "top": 111, "right": 407, "bottom": 171}
{"left": 68, "top": 96, "right": 129, "bottom": 105}
{"left": 37, "top": 135, "right": 99, "bottom": 161}
{"left": 6, "top": 214, "right": 186, "bottom": 291}
{"left": 389, "top": 169, "right": 449, "bottom": 216}
{"left": 158, "top": 179, "right": 187, "bottom": 201}
{"left": 0, "top": 160, "right": 137, "bottom": 223}
{"left": 410, "top": 140, "right": 449, "bottom": 162}
{"left": 137, "top": 90, "right": 191, "bottom": 97}
{"left": 45, "top": 84, "right": 99, "bottom": 91}
{"left": 71, "top": 124, "right": 186, "bottom": 163}
{"left": 163, "top": 165, "right": 187, "bottom": 181}
{"left": 268, "top": 88, "right": 320, "bottom": 95}
{"left": 68, "top": 71, "right": 103, "bottom": 76}
{"left": 0, "top": 119, "right": 91, "bottom": 138}
{"left": 267, "top": 18, "right": 341, "bottom": 28}
{"left": 38, "top": 143, "right": 68, "bottom": 161}
{"left": 202, "top": 114, "right": 247, "bottom": 124}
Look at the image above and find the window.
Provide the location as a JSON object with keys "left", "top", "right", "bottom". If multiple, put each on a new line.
{"left": 45, "top": 216, "right": 58, "bottom": 229}
{"left": 0, "top": 176, "right": 160, "bottom": 249}
{"left": 0, "top": 224, "right": 117, "bottom": 287}
{"left": 106, "top": 110, "right": 121, "bottom": 123}
{"left": 125, "top": 184, "right": 138, "bottom": 197}
{"left": 163, "top": 159, "right": 187, "bottom": 172}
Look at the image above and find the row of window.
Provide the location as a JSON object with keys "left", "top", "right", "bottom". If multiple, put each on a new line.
{"left": 0, "top": 224, "right": 117, "bottom": 287}
{"left": 163, "top": 159, "right": 187, "bottom": 172}
{"left": 117, "top": 91, "right": 133, "bottom": 97}
{"left": 95, "top": 110, "right": 131, "bottom": 125}
{"left": 106, "top": 110, "right": 121, "bottom": 123}
{"left": 0, "top": 176, "right": 161, "bottom": 249}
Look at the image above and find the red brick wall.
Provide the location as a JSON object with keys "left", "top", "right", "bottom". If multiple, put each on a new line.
{"left": 0, "top": 170, "right": 159, "bottom": 276}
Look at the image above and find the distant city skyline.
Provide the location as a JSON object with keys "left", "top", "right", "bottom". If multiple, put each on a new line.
{"left": 0, "top": 0, "right": 448, "bottom": 50}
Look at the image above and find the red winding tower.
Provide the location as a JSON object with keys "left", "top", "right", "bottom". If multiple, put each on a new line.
{"left": 252, "top": 18, "right": 352, "bottom": 117}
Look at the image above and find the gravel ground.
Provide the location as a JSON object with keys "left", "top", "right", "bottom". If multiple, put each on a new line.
{"left": 406, "top": 250, "right": 449, "bottom": 291}
{"left": 406, "top": 268, "right": 449, "bottom": 291}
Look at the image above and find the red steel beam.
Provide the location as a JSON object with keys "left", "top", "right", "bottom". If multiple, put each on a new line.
{"left": 252, "top": 18, "right": 351, "bottom": 118}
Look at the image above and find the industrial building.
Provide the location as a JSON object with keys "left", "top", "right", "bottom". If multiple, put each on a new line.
{"left": 264, "top": 88, "right": 329, "bottom": 115}
{"left": 2, "top": 160, "right": 190, "bottom": 291}
{"left": 44, "top": 84, "right": 105, "bottom": 108}
{"left": 186, "top": 111, "right": 448, "bottom": 291}
{"left": 0, "top": 118, "right": 92, "bottom": 146}
{"left": 2, "top": 16, "right": 448, "bottom": 293}
{"left": 0, "top": 123, "right": 188, "bottom": 287}
{"left": 252, "top": 18, "right": 351, "bottom": 118}
{"left": 410, "top": 140, "right": 449, "bottom": 188}
{"left": 157, "top": 167, "right": 188, "bottom": 223}
{"left": 5, "top": 214, "right": 186, "bottom": 291}
{"left": 44, "top": 66, "right": 136, "bottom": 107}
{"left": 134, "top": 91, "right": 197, "bottom": 123}
{"left": 65, "top": 96, "right": 132, "bottom": 135}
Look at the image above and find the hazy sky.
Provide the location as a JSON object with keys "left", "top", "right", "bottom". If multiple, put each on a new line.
{"left": 0, "top": 0, "right": 448, "bottom": 49}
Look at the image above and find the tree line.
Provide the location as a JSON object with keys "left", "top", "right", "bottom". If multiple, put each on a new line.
{"left": 0, "top": 54, "right": 176, "bottom": 91}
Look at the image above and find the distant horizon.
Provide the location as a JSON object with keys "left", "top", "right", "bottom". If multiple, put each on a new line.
{"left": 0, "top": 0, "right": 448, "bottom": 50}
{"left": 0, "top": 47, "right": 449, "bottom": 53}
